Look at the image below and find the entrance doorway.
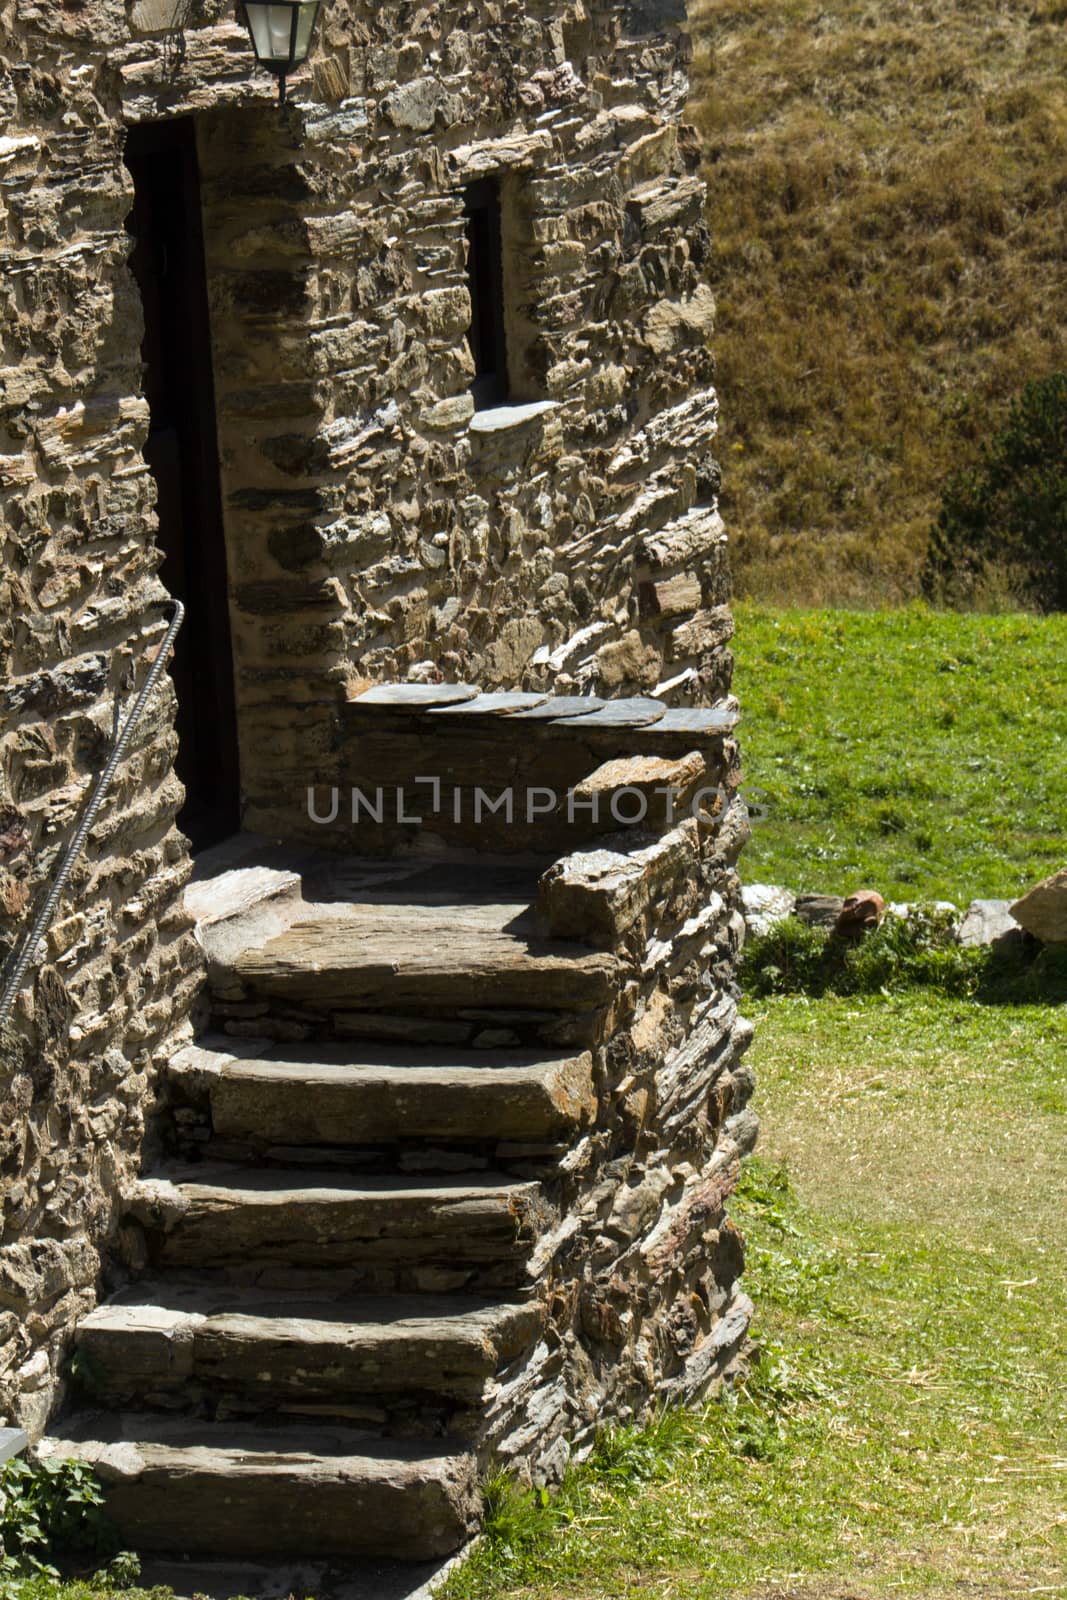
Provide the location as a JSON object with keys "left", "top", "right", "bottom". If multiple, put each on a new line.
{"left": 124, "top": 117, "right": 240, "bottom": 853}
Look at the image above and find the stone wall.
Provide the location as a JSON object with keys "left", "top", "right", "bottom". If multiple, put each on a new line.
{"left": 187, "top": 5, "right": 730, "bottom": 839}
{"left": 1, "top": 0, "right": 734, "bottom": 1441}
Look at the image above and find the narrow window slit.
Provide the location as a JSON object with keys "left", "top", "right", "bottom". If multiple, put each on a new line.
{"left": 464, "top": 178, "right": 509, "bottom": 409}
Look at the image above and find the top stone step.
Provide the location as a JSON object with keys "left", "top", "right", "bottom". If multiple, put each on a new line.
{"left": 347, "top": 682, "right": 738, "bottom": 736}
{"left": 332, "top": 685, "right": 739, "bottom": 855}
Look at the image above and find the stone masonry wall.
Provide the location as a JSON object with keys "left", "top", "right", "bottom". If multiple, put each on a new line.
{"left": 513, "top": 772, "right": 756, "bottom": 1471}
{"left": 1, "top": 0, "right": 734, "bottom": 1439}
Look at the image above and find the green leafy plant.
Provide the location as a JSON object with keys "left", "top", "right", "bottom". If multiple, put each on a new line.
{"left": 744, "top": 908, "right": 1067, "bottom": 1003}
{"left": 93, "top": 1553, "right": 142, "bottom": 1591}
{"left": 476, "top": 1472, "right": 566, "bottom": 1565}
{"left": 924, "top": 371, "right": 1067, "bottom": 610}
{"left": 0, "top": 1457, "right": 114, "bottom": 1585}
{"left": 743, "top": 906, "right": 986, "bottom": 998}
{"left": 586, "top": 1407, "right": 694, "bottom": 1487}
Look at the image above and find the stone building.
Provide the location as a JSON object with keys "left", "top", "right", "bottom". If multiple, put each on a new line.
{"left": 0, "top": 0, "right": 756, "bottom": 1578}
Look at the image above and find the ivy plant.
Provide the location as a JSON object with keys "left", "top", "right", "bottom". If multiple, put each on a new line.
{"left": 0, "top": 1456, "right": 113, "bottom": 1584}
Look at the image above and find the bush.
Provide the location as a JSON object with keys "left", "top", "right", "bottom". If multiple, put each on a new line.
{"left": 743, "top": 906, "right": 983, "bottom": 998}
{"left": 0, "top": 1457, "right": 119, "bottom": 1587}
{"left": 923, "top": 372, "right": 1067, "bottom": 610}
{"left": 743, "top": 906, "right": 1067, "bottom": 1003}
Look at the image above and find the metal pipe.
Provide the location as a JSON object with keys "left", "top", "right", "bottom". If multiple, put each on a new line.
{"left": 0, "top": 601, "right": 185, "bottom": 1031}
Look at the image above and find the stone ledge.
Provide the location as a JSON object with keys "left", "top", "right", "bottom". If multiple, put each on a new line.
{"left": 350, "top": 683, "right": 479, "bottom": 709}
{"left": 445, "top": 130, "right": 555, "bottom": 181}
{"left": 427, "top": 691, "right": 549, "bottom": 718}
{"left": 0, "top": 1427, "right": 29, "bottom": 1462}
{"left": 637, "top": 705, "right": 739, "bottom": 738}
{"left": 468, "top": 400, "right": 559, "bottom": 434}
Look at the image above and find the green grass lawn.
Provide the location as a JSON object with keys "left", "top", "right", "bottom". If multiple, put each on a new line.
{"left": 443, "top": 992, "right": 1067, "bottom": 1600}
{"left": 732, "top": 603, "right": 1067, "bottom": 903}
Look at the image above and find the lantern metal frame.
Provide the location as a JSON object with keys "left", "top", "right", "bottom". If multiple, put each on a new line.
{"left": 240, "top": 0, "right": 323, "bottom": 105}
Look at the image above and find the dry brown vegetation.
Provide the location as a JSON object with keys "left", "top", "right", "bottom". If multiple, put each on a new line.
{"left": 687, "top": 0, "right": 1067, "bottom": 606}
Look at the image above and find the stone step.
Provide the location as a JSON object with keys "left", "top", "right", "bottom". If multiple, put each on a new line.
{"left": 127, "top": 1165, "right": 550, "bottom": 1281}
{"left": 37, "top": 1415, "right": 477, "bottom": 1560}
{"left": 188, "top": 1041, "right": 596, "bottom": 1146}
{"left": 75, "top": 1280, "right": 541, "bottom": 1409}
{"left": 134, "top": 1553, "right": 461, "bottom": 1600}
{"left": 231, "top": 902, "right": 619, "bottom": 1012}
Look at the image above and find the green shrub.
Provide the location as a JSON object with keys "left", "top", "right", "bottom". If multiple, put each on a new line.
{"left": 743, "top": 906, "right": 976, "bottom": 997}
{"left": 924, "top": 372, "right": 1067, "bottom": 610}
{"left": 977, "top": 932, "right": 1067, "bottom": 1005}
{"left": 0, "top": 1457, "right": 119, "bottom": 1588}
{"left": 476, "top": 1472, "right": 566, "bottom": 1564}
{"left": 740, "top": 906, "right": 1067, "bottom": 1001}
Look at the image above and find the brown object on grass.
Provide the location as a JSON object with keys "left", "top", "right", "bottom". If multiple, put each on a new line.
{"left": 835, "top": 889, "right": 886, "bottom": 939}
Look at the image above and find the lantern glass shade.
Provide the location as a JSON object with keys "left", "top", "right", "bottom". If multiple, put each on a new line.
{"left": 244, "top": 0, "right": 320, "bottom": 72}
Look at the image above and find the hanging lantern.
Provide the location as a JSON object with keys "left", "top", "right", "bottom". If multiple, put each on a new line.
{"left": 241, "top": 0, "right": 323, "bottom": 105}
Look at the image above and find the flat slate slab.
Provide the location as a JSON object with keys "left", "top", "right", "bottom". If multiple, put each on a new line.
{"left": 208, "top": 1043, "right": 597, "bottom": 1144}
{"left": 505, "top": 695, "right": 606, "bottom": 721}
{"left": 467, "top": 399, "right": 558, "bottom": 433}
{"left": 342, "top": 684, "right": 736, "bottom": 739}
{"left": 129, "top": 1165, "right": 549, "bottom": 1271}
{"left": 552, "top": 696, "right": 666, "bottom": 729}
{"left": 638, "top": 706, "right": 739, "bottom": 736}
{"left": 350, "top": 684, "right": 479, "bottom": 709}
{"left": 427, "top": 691, "right": 549, "bottom": 716}
{"left": 77, "top": 1285, "right": 541, "bottom": 1401}
{"left": 234, "top": 904, "right": 619, "bottom": 1011}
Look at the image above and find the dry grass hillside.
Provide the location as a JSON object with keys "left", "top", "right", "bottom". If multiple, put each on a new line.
{"left": 687, "top": 0, "right": 1067, "bottom": 606}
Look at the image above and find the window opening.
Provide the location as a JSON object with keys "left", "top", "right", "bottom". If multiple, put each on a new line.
{"left": 464, "top": 178, "right": 509, "bottom": 409}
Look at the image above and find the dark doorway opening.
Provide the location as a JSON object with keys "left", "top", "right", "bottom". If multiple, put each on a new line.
{"left": 124, "top": 117, "right": 240, "bottom": 853}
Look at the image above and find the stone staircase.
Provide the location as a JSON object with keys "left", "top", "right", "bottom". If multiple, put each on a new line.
{"left": 39, "top": 686, "right": 756, "bottom": 1590}
{"left": 42, "top": 857, "right": 600, "bottom": 1567}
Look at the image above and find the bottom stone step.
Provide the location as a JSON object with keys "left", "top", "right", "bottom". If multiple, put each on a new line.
{"left": 134, "top": 1552, "right": 467, "bottom": 1600}
{"left": 38, "top": 1415, "right": 478, "bottom": 1561}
